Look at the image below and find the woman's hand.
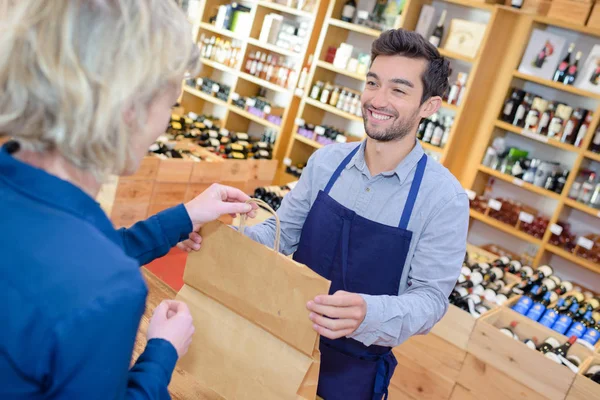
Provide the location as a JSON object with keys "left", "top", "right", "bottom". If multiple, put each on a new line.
{"left": 178, "top": 184, "right": 257, "bottom": 252}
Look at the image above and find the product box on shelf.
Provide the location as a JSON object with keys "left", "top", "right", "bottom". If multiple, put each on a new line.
{"left": 467, "top": 306, "right": 594, "bottom": 400}
{"left": 547, "top": 0, "right": 594, "bottom": 25}
{"left": 566, "top": 354, "right": 600, "bottom": 400}
{"left": 111, "top": 156, "right": 277, "bottom": 228}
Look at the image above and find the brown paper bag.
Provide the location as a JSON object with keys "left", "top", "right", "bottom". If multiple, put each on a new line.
{"left": 176, "top": 199, "right": 331, "bottom": 400}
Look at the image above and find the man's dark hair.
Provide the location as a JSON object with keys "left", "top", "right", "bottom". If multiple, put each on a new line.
{"left": 371, "top": 29, "right": 451, "bottom": 104}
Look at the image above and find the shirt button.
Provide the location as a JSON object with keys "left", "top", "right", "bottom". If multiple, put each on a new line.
{"left": 365, "top": 187, "right": 371, "bottom": 192}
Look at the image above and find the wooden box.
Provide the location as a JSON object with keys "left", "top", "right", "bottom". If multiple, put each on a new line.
{"left": 587, "top": 1, "right": 600, "bottom": 29}
{"left": 431, "top": 304, "right": 476, "bottom": 351}
{"left": 389, "top": 333, "right": 466, "bottom": 400}
{"left": 547, "top": 0, "right": 594, "bottom": 25}
{"left": 505, "top": 0, "right": 552, "bottom": 16}
{"left": 468, "top": 307, "right": 594, "bottom": 400}
{"left": 566, "top": 354, "right": 600, "bottom": 400}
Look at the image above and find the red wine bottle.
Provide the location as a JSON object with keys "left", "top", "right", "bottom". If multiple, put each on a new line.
{"left": 544, "top": 336, "right": 577, "bottom": 364}
{"left": 553, "top": 43, "right": 575, "bottom": 83}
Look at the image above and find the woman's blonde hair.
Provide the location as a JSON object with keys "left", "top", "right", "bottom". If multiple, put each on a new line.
{"left": 0, "top": 0, "right": 200, "bottom": 176}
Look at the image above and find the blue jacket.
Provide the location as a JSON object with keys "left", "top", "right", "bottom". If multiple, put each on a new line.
{"left": 0, "top": 143, "right": 193, "bottom": 399}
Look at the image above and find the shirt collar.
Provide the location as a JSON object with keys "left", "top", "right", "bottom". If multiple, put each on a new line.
{"left": 0, "top": 143, "right": 121, "bottom": 245}
{"left": 345, "top": 139, "right": 425, "bottom": 183}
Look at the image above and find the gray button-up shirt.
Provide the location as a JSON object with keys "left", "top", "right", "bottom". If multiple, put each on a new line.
{"left": 244, "top": 140, "right": 469, "bottom": 347}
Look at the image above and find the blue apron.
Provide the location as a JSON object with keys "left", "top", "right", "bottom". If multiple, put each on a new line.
{"left": 293, "top": 144, "right": 427, "bottom": 400}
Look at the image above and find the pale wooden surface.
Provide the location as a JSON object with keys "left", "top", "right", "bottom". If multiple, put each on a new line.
{"left": 134, "top": 268, "right": 224, "bottom": 400}
{"left": 566, "top": 354, "right": 600, "bottom": 400}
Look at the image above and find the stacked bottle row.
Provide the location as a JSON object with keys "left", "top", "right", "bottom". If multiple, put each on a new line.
{"left": 286, "top": 162, "right": 305, "bottom": 178}
{"left": 231, "top": 89, "right": 283, "bottom": 126}
{"left": 253, "top": 185, "right": 292, "bottom": 211}
{"left": 309, "top": 82, "right": 363, "bottom": 118}
{"left": 482, "top": 139, "right": 570, "bottom": 195}
{"left": 549, "top": 220, "right": 600, "bottom": 264}
{"left": 500, "top": 88, "right": 593, "bottom": 146}
{"left": 185, "top": 77, "right": 231, "bottom": 103}
{"left": 569, "top": 168, "right": 600, "bottom": 209}
{"left": 244, "top": 51, "right": 298, "bottom": 90}
{"left": 296, "top": 121, "right": 349, "bottom": 146}
{"left": 417, "top": 112, "right": 454, "bottom": 148}
{"left": 198, "top": 35, "right": 243, "bottom": 68}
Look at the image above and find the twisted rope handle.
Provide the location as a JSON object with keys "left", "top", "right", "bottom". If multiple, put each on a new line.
{"left": 238, "top": 198, "right": 281, "bottom": 253}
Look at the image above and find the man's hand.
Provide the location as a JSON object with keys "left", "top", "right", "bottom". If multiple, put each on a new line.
{"left": 147, "top": 300, "right": 195, "bottom": 358}
{"left": 178, "top": 184, "right": 258, "bottom": 252}
{"left": 306, "top": 290, "right": 367, "bottom": 340}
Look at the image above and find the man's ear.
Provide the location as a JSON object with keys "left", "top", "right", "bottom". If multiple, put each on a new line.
{"left": 419, "top": 96, "right": 442, "bottom": 119}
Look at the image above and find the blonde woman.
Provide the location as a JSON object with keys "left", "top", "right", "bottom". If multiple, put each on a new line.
{"left": 0, "top": 1, "right": 256, "bottom": 398}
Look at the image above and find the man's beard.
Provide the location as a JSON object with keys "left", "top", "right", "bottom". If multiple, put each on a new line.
{"left": 363, "top": 105, "right": 421, "bottom": 142}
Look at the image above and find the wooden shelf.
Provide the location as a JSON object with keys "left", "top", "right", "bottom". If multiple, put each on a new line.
{"left": 441, "top": 101, "right": 460, "bottom": 112}
{"left": 247, "top": 37, "right": 301, "bottom": 58}
{"left": 420, "top": 140, "right": 444, "bottom": 153}
{"left": 198, "top": 22, "right": 242, "bottom": 40}
{"left": 564, "top": 197, "right": 600, "bottom": 219}
{"left": 304, "top": 97, "right": 363, "bottom": 122}
{"left": 238, "top": 71, "right": 290, "bottom": 93}
{"left": 545, "top": 243, "right": 600, "bottom": 274}
{"left": 532, "top": 15, "right": 600, "bottom": 38}
{"left": 257, "top": 0, "right": 313, "bottom": 18}
{"left": 200, "top": 58, "right": 238, "bottom": 75}
{"left": 469, "top": 209, "right": 543, "bottom": 245}
{"left": 443, "top": 0, "right": 496, "bottom": 11}
{"left": 494, "top": 120, "right": 580, "bottom": 152}
{"left": 228, "top": 106, "right": 281, "bottom": 130}
{"left": 315, "top": 60, "right": 366, "bottom": 81}
{"left": 478, "top": 165, "right": 562, "bottom": 199}
{"left": 584, "top": 150, "right": 600, "bottom": 162}
{"left": 438, "top": 48, "right": 475, "bottom": 63}
{"left": 327, "top": 18, "right": 382, "bottom": 38}
{"left": 513, "top": 70, "right": 600, "bottom": 100}
{"left": 184, "top": 86, "right": 229, "bottom": 107}
{"left": 294, "top": 134, "right": 323, "bottom": 148}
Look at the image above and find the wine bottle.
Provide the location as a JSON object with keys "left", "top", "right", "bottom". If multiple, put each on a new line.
{"left": 524, "top": 337, "right": 538, "bottom": 350}
{"left": 526, "top": 291, "right": 553, "bottom": 321}
{"left": 552, "top": 302, "right": 581, "bottom": 334}
{"left": 566, "top": 310, "right": 594, "bottom": 339}
{"left": 512, "top": 285, "right": 541, "bottom": 315}
{"left": 553, "top": 43, "right": 575, "bottom": 83}
{"left": 539, "top": 297, "right": 566, "bottom": 328}
{"left": 505, "top": 260, "right": 522, "bottom": 274}
{"left": 500, "top": 321, "right": 519, "bottom": 339}
{"left": 579, "top": 320, "right": 600, "bottom": 348}
{"left": 544, "top": 336, "right": 577, "bottom": 364}
{"left": 537, "top": 337, "right": 560, "bottom": 354}
{"left": 428, "top": 10, "right": 447, "bottom": 48}
{"left": 563, "top": 51, "right": 582, "bottom": 86}
{"left": 340, "top": 0, "right": 356, "bottom": 22}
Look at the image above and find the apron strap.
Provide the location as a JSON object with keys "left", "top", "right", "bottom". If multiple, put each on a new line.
{"left": 398, "top": 154, "right": 428, "bottom": 230}
{"left": 324, "top": 144, "right": 361, "bottom": 194}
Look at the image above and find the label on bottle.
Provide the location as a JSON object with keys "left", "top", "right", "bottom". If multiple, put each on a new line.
{"left": 525, "top": 302, "right": 547, "bottom": 321}
{"left": 283, "top": 157, "right": 292, "bottom": 166}
{"left": 503, "top": 103, "right": 514, "bottom": 118}
{"left": 456, "top": 287, "right": 469, "bottom": 297}
{"left": 513, "top": 178, "right": 524, "bottom": 187}
{"left": 577, "top": 236, "right": 594, "bottom": 250}
{"left": 204, "top": 120, "right": 213, "bottom": 128}
{"left": 315, "top": 126, "right": 326, "bottom": 136}
{"left": 465, "top": 189, "right": 476, "bottom": 201}
{"left": 341, "top": 4, "right": 356, "bottom": 19}
{"left": 231, "top": 92, "right": 240, "bottom": 101}
{"left": 488, "top": 199, "right": 502, "bottom": 211}
{"left": 514, "top": 105, "right": 526, "bottom": 121}
{"left": 548, "top": 118, "right": 563, "bottom": 138}
{"left": 552, "top": 315, "right": 574, "bottom": 334}
{"left": 525, "top": 111, "right": 539, "bottom": 130}
{"left": 447, "top": 85, "right": 460, "bottom": 105}
{"left": 538, "top": 112, "right": 550, "bottom": 132}
{"left": 562, "top": 120, "right": 575, "bottom": 141}
{"left": 581, "top": 327, "right": 600, "bottom": 346}
{"left": 212, "top": 83, "right": 220, "bottom": 93}
{"left": 566, "top": 321, "right": 588, "bottom": 339}
{"left": 550, "top": 224, "right": 563, "bottom": 236}
{"left": 519, "top": 211, "right": 534, "bottom": 224}
{"left": 539, "top": 309, "right": 560, "bottom": 328}
{"left": 246, "top": 98, "right": 257, "bottom": 107}
{"left": 593, "top": 130, "right": 600, "bottom": 146}
{"left": 512, "top": 296, "right": 534, "bottom": 315}
{"left": 295, "top": 118, "right": 305, "bottom": 126}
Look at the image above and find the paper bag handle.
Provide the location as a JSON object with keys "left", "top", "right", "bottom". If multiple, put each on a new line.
{"left": 239, "top": 198, "right": 281, "bottom": 253}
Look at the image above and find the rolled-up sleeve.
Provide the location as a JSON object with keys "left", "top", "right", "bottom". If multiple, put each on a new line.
{"left": 349, "top": 192, "right": 469, "bottom": 347}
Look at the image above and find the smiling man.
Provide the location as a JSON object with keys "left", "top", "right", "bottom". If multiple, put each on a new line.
{"left": 180, "top": 29, "right": 470, "bottom": 399}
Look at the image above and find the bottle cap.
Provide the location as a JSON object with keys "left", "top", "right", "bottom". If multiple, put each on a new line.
{"left": 568, "top": 336, "right": 577, "bottom": 344}
{"left": 510, "top": 321, "right": 518, "bottom": 328}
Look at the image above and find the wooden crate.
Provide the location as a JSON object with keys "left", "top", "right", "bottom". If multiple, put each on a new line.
{"left": 431, "top": 304, "right": 477, "bottom": 351}
{"left": 468, "top": 307, "right": 594, "bottom": 400}
{"left": 111, "top": 156, "right": 278, "bottom": 227}
{"left": 547, "top": 0, "right": 594, "bottom": 24}
{"left": 587, "top": 1, "right": 600, "bottom": 29}
{"left": 566, "top": 354, "right": 600, "bottom": 400}
{"left": 389, "top": 333, "right": 466, "bottom": 400}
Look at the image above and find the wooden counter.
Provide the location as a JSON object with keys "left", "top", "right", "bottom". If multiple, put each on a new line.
{"left": 134, "top": 268, "right": 223, "bottom": 400}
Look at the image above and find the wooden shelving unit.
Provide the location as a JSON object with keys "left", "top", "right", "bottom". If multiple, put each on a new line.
{"left": 315, "top": 60, "right": 366, "bottom": 81}
{"left": 458, "top": 7, "right": 600, "bottom": 275}
{"left": 327, "top": 17, "right": 383, "bottom": 37}
{"left": 180, "top": 0, "right": 330, "bottom": 161}
{"left": 437, "top": 47, "right": 475, "bottom": 63}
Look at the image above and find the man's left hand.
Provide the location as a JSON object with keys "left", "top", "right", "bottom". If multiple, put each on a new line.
{"left": 306, "top": 290, "right": 367, "bottom": 339}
